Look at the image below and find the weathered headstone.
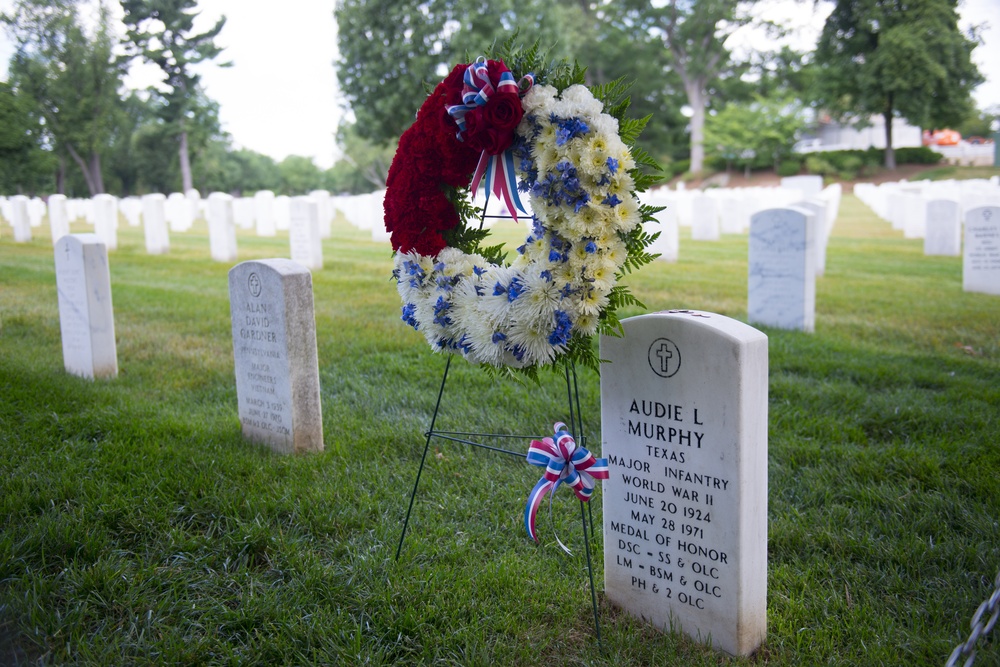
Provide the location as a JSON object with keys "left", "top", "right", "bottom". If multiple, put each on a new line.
{"left": 748, "top": 207, "right": 816, "bottom": 332}
{"left": 48, "top": 194, "right": 70, "bottom": 243}
{"left": 228, "top": 259, "right": 324, "bottom": 454}
{"left": 963, "top": 206, "right": 1000, "bottom": 295}
{"left": 924, "top": 199, "right": 961, "bottom": 256}
{"left": 54, "top": 234, "right": 118, "bottom": 379}
{"left": 792, "top": 200, "right": 826, "bottom": 277}
{"left": 601, "top": 310, "right": 768, "bottom": 657}
{"left": 11, "top": 195, "right": 32, "bottom": 242}
{"left": 92, "top": 194, "right": 119, "bottom": 251}
{"left": 141, "top": 193, "right": 170, "bottom": 254}
{"left": 288, "top": 197, "right": 324, "bottom": 270}
{"left": 207, "top": 192, "right": 238, "bottom": 262}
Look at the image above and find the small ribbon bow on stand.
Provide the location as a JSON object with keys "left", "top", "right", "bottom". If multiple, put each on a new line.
{"left": 445, "top": 57, "right": 533, "bottom": 220}
{"left": 524, "top": 422, "right": 609, "bottom": 553}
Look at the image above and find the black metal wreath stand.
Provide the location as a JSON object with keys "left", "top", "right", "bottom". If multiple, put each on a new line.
{"left": 394, "top": 354, "right": 604, "bottom": 648}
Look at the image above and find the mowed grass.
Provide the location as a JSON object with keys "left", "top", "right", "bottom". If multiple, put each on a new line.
{"left": 0, "top": 196, "right": 998, "bottom": 666}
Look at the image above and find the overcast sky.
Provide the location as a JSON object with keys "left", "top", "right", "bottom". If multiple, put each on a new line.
{"left": 1, "top": 0, "right": 998, "bottom": 169}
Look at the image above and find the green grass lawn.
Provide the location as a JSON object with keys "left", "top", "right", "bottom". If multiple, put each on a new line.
{"left": 1, "top": 196, "right": 998, "bottom": 666}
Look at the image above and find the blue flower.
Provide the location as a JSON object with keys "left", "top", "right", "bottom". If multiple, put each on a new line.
{"left": 555, "top": 117, "right": 589, "bottom": 146}
{"left": 548, "top": 310, "right": 573, "bottom": 346}
{"left": 506, "top": 277, "right": 525, "bottom": 302}
{"left": 603, "top": 194, "right": 622, "bottom": 207}
{"left": 401, "top": 303, "right": 419, "bottom": 329}
{"left": 492, "top": 331, "right": 507, "bottom": 344}
{"left": 606, "top": 156, "right": 619, "bottom": 174}
{"left": 585, "top": 241, "right": 597, "bottom": 253}
{"left": 433, "top": 296, "right": 452, "bottom": 326}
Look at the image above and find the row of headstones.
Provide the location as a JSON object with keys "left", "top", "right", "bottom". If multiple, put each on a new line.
{"left": 747, "top": 204, "right": 1000, "bottom": 332}
{"left": 642, "top": 175, "right": 841, "bottom": 271}
{"left": 53, "top": 231, "right": 767, "bottom": 657}
{"left": 854, "top": 178, "right": 1000, "bottom": 255}
{"left": 1, "top": 190, "right": 391, "bottom": 270}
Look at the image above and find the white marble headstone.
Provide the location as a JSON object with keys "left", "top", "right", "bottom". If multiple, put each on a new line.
{"left": 254, "top": 190, "right": 277, "bottom": 237}
{"left": 11, "top": 195, "right": 32, "bottom": 242}
{"left": 792, "top": 200, "right": 826, "bottom": 277}
{"left": 166, "top": 192, "right": 193, "bottom": 232}
{"left": 207, "top": 193, "right": 238, "bottom": 262}
{"left": 691, "top": 195, "right": 720, "bottom": 241}
{"left": 963, "top": 206, "right": 1000, "bottom": 295}
{"left": 601, "top": 311, "right": 768, "bottom": 657}
{"left": 141, "top": 193, "right": 169, "bottom": 254}
{"left": 780, "top": 175, "right": 823, "bottom": 199}
{"left": 648, "top": 204, "right": 679, "bottom": 263}
{"left": 229, "top": 259, "right": 324, "bottom": 454}
{"left": 288, "top": 197, "right": 323, "bottom": 270}
{"left": 48, "top": 194, "right": 70, "bottom": 243}
{"left": 309, "top": 190, "right": 333, "bottom": 238}
{"left": 748, "top": 207, "right": 816, "bottom": 332}
{"left": 924, "top": 200, "right": 961, "bottom": 256}
{"left": 92, "top": 194, "right": 119, "bottom": 251}
{"left": 54, "top": 234, "right": 118, "bottom": 379}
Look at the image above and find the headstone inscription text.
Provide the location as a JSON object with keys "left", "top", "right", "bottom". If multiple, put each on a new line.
{"left": 229, "top": 259, "right": 323, "bottom": 454}
{"left": 601, "top": 311, "right": 768, "bottom": 656}
{"left": 963, "top": 206, "right": 1000, "bottom": 296}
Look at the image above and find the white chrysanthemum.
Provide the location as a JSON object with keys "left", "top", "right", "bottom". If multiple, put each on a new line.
{"left": 612, "top": 194, "right": 642, "bottom": 233}
{"left": 587, "top": 257, "right": 617, "bottom": 293}
{"left": 576, "top": 287, "right": 610, "bottom": 317}
{"left": 522, "top": 84, "right": 558, "bottom": 114}
{"left": 589, "top": 114, "right": 619, "bottom": 138}
{"left": 573, "top": 312, "right": 599, "bottom": 337}
{"left": 510, "top": 270, "right": 562, "bottom": 326}
{"left": 604, "top": 237, "right": 628, "bottom": 267}
{"left": 558, "top": 84, "right": 604, "bottom": 117}
{"left": 507, "top": 318, "right": 559, "bottom": 366}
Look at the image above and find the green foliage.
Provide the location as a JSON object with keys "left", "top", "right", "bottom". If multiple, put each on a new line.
{"left": 802, "top": 147, "right": 942, "bottom": 180}
{"left": 705, "top": 96, "right": 807, "bottom": 173}
{"left": 776, "top": 157, "right": 802, "bottom": 177}
{"left": 0, "top": 81, "right": 56, "bottom": 194}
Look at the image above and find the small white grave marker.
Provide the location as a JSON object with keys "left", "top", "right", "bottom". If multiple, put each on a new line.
{"left": 601, "top": 311, "right": 767, "bottom": 656}
{"left": 141, "top": 193, "right": 170, "bottom": 254}
{"left": 11, "top": 195, "right": 32, "bottom": 242}
{"left": 229, "top": 259, "right": 324, "bottom": 454}
{"left": 48, "top": 194, "right": 70, "bottom": 243}
{"left": 93, "top": 194, "right": 119, "bottom": 251}
{"left": 54, "top": 234, "right": 118, "bottom": 379}
{"left": 924, "top": 200, "right": 961, "bottom": 256}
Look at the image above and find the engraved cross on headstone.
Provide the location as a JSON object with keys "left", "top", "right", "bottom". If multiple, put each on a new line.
{"left": 656, "top": 342, "right": 673, "bottom": 374}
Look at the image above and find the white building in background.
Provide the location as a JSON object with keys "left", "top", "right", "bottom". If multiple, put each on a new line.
{"left": 794, "top": 113, "right": 923, "bottom": 153}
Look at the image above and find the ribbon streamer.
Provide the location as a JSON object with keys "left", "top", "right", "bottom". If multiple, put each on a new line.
{"left": 524, "top": 421, "right": 609, "bottom": 548}
{"left": 445, "top": 57, "right": 533, "bottom": 220}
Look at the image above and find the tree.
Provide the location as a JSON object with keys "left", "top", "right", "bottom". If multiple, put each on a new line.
{"left": 121, "top": 0, "right": 228, "bottom": 192}
{"left": 0, "top": 81, "right": 56, "bottom": 194}
{"left": 334, "top": 121, "right": 396, "bottom": 190}
{"left": 3, "top": 0, "right": 126, "bottom": 194}
{"left": 614, "top": 0, "right": 758, "bottom": 174}
{"left": 814, "top": 0, "right": 984, "bottom": 169}
{"left": 705, "top": 95, "right": 806, "bottom": 176}
{"left": 278, "top": 156, "right": 324, "bottom": 195}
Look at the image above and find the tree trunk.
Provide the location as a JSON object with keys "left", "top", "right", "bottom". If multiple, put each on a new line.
{"left": 90, "top": 152, "right": 105, "bottom": 194}
{"left": 65, "top": 143, "right": 97, "bottom": 196}
{"left": 56, "top": 155, "right": 66, "bottom": 195}
{"left": 687, "top": 82, "right": 706, "bottom": 174}
{"left": 883, "top": 95, "right": 896, "bottom": 170}
{"left": 179, "top": 129, "right": 194, "bottom": 193}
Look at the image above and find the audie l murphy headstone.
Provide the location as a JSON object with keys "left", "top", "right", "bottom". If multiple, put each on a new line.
{"left": 748, "top": 207, "right": 816, "bottom": 332}
{"left": 54, "top": 234, "right": 118, "bottom": 379}
{"left": 228, "top": 259, "right": 323, "bottom": 454}
{"left": 601, "top": 311, "right": 767, "bottom": 656}
{"left": 963, "top": 206, "right": 1000, "bottom": 295}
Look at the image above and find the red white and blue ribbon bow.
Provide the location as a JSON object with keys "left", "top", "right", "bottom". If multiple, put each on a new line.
{"left": 524, "top": 421, "right": 609, "bottom": 545}
{"left": 445, "top": 57, "right": 533, "bottom": 220}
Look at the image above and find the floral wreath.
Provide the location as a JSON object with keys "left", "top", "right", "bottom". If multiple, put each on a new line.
{"left": 385, "top": 42, "right": 660, "bottom": 373}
